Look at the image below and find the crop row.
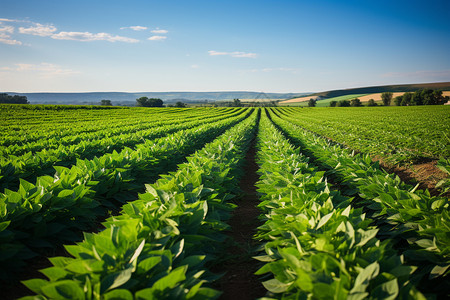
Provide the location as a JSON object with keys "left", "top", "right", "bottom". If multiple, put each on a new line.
{"left": 18, "top": 109, "right": 259, "bottom": 299}
{"left": 0, "top": 109, "right": 247, "bottom": 191}
{"left": 278, "top": 106, "right": 450, "bottom": 164}
{"left": 0, "top": 109, "right": 253, "bottom": 279}
{"left": 268, "top": 108, "right": 449, "bottom": 296}
{"left": 252, "top": 110, "right": 423, "bottom": 299}
{"left": 0, "top": 108, "right": 237, "bottom": 152}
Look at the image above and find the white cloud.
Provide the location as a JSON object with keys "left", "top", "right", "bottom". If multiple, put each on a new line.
{"left": 0, "top": 26, "right": 22, "bottom": 45}
{"left": 208, "top": 50, "right": 257, "bottom": 58}
{"left": 52, "top": 31, "right": 139, "bottom": 43}
{"left": 4, "top": 18, "right": 140, "bottom": 43}
{"left": 151, "top": 29, "right": 168, "bottom": 34}
{"left": 121, "top": 25, "right": 148, "bottom": 31}
{"left": 191, "top": 64, "right": 200, "bottom": 69}
{"left": 19, "top": 23, "right": 57, "bottom": 36}
{"left": 0, "top": 25, "right": 14, "bottom": 33}
{"left": 0, "top": 18, "right": 25, "bottom": 23}
{"left": 148, "top": 35, "right": 167, "bottom": 41}
{"left": 0, "top": 36, "right": 22, "bottom": 45}
{"left": 12, "top": 63, "right": 79, "bottom": 77}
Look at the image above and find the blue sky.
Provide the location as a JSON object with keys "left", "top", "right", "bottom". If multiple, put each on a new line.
{"left": 1, "top": 0, "right": 449, "bottom": 93}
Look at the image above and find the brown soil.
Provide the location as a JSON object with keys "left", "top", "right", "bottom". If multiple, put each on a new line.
{"left": 2, "top": 246, "right": 69, "bottom": 300}
{"left": 373, "top": 156, "right": 449, "bottom": 197}
{"left": 212, "top": 141, "right": 267, "bottom": 300}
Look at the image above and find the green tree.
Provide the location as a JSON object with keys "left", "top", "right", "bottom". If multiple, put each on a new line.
{"left": 337, "top": 100, "right": 350, "bottom": 107}
{"left": 136, "top": 97, "right": 164, "bottom": 107}
{"left": 100, "top": 99, "right": 112, "bottom": 106}
{"left": 381, "top": 92, "right": 393, "bottom": 106}
{"left": 367, "top": 99, "right": 378, "bottom": 106}
{"left": 401, "top": 92, "right": 413, "bottom": 106}
{"left": 350, "top": 98, "right": 362, "bottom": 107}
{"left": 0, "top": 93, "right": 29, "bottom": 104}
{"left": 393, "top": 96, "right": 403, "bottom": 106}
{"left": 329, "top": 100, "right": 337, "bottom": 107}
{"left": 175, "top": 101, "right": 187, "bottom": 108}
{"left": 232, "top": 98, "right": 242, "bottom": 107}
{"left": 308, "top": 98, "right": 317, "bottom": 107}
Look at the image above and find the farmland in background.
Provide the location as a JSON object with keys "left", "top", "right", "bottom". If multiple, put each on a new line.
{"left": 0, "top": 105, "right": 449, "bottom": 299}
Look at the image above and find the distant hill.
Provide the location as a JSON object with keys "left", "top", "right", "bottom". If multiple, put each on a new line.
{"left": 4, "top": 91, "right": 307, "bottom": 105}
{"left": 312, "top": 82, "right": 450, "bottom": 98}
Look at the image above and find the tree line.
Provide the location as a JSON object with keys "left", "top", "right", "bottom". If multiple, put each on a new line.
{"left": 0, "top": 93, "right": 29, "bottom": 104}
{"left": 393, "top": 89, "right": 449, "bottom": 106}
{"left": 310, "top": 89, "right": 449, "bottom": 107}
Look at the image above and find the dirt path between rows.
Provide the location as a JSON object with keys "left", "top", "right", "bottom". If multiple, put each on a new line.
{"left": 212, "top": 140, "right": 267, "bottom": 300}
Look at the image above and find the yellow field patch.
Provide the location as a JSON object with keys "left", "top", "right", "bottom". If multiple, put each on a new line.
{"left": 279, "top": 95, "right": 319, "bottom": 104}
{"left": 358, "top": 91, "right": 450, "bottom": 102}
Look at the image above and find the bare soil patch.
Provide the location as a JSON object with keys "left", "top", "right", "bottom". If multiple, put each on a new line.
{"left": 212, "top": 140, "right": 266, "bottom": 300}
{"left": 373, "top": 156, "right": 449, "bottom": 196}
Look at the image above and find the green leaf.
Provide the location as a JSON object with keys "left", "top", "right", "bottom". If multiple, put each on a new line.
{"left": 100, "top": 267, "right": 134, "bottom": 293}
{"left": 0, "top": 221, "right": 11, "bottom": 232}
{"left": 171, "top": 239, "right": 185, "bottom": 260}
{"left": 22, "top": 279, "right": 48, "bottom": 294}
{"left": 57, "top": 189, "right": 74, "bottom": 198}
{"left": 341, "top": 205, "right": 351, "bottom": 217}
{"left": 317, "top": 212, "right": 334, "bottom": 229}
{"left": 430, "top": 265, "right": 449, "bottom": 279}
{"left": 294, "top": 269, "right": 313, "bottom": 292}
{"left": 152, "top": 266, "right": 187, "bottom": 291}
{"left": 190, "top": 287, "right": 221, "bottom": 299}
{"left": 355, "top": 228, "right": 378, "bottom": 247}
{"left": 371, "top": 279, "right": 399, "bottom": 300}
{"left": 415, "top": 239, "right": 434, "bottom": 249}
{"left": 103, "top": 289, "right": 133, "bottom": 300}
{"left": 137, "top": 256, "right": 162, "bottom": 273}
{"left": 180, "top": 255, "right": 205, "bottom": 268}
{"left": 262, "top": 278, "right": 290, "bottom": 293}
{"left": 313, "top": 282, "right": 336, "bottom": 299}
{"left": 129, "top": 239, "right": 146, "bottom": 264}
{"left": 41, "top": 280, "right": 85, "bottom": 300}
{"left": 40, "top": 267, "right": 68, "bottom": 281}
{"left": 349, "top": 261, "right": 379, "bottom": 299}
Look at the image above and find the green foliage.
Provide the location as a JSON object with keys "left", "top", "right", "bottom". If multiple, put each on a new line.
{"left": 381, "top": 92, "right": 393, "bottom": 106}
{"left": 393, "top": 89, "right": 447, "bottom": 106}
{"left": 336, "top": 100, "right": 350, "bottom": 107}
{"left": 272, "top": 106, "right": 450, "bottom": 164}
{"left": 232, "top": 98, "right": 242, "bottom": 107}
{"left": 0, "top": 108, "right": 247, "bottom": 190}
{"left": 19, "top": 110, "right": 259, "bottom": 299}
{"left": 308, "top": 98, "right": 317, "bottom": 107}
{"left": 0, "top": 93, "right": 29, "bottom": 104}
{"left": 329, "top": 100, "right": 338, "bottom": 107}
{"left": 136, "top": 97, "right": 164, "bottom": 107}
{"left": 350, "top": 98, "right": 362, "bottom": 107}
{"left": 253, "top": 110, "right": 423, "bottom": 299}
{"left": 0, "top": 108, "right": 251, "bottom": 278}
{"left": 100, "top": 99, "right": 112, "bottom": 106}
{"left": 367, "top": 99, "right": 378, "bottom": 106}
{"left": 269, "top": 109, "right": 450, "bottom": 297}
{"left": 175, "top": 101, "right": 187, "bottom": 108}
{"left": 436, "top": 158, "right": 450, "bottom": 193}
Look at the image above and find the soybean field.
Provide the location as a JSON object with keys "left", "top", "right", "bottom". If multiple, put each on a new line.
{"left": 0, "top": 105, "right": 449, "bottom": 299}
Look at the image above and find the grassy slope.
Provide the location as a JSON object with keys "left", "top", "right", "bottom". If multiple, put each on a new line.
{"left": 312, "top": 82, "right": 450, "bottom": 98}
{"left": 280, "top": 94, "right": 368, "bottom": 107}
